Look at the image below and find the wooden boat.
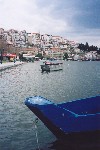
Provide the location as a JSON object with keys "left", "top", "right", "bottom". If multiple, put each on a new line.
{"left": 40, "top": 61, "right": 63, "bottom": 72}
{"left": 25, "top": 95, "right": 100, "bottom": 143}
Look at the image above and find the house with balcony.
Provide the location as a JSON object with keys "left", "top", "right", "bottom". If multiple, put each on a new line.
{"left": 0, "top": 28, "right": 4, "bottom": 39}
{"left": 31, "top": 32, "right": 40, "bottom": 46}
{"left": 44, "top": 47, "right": 63, "bottom": 59}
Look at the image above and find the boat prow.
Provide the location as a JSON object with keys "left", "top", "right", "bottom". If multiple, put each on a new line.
{"left": 25, "top": 95, "right": 100, "bottom": 142}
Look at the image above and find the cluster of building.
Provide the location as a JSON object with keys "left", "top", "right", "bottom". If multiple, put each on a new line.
{"left": 0, "top": 28, "right": 99, "bottom": 60}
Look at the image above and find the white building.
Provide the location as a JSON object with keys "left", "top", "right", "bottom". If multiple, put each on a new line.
{"left": 85, "top": 52, "right": 97, "bottom": 60}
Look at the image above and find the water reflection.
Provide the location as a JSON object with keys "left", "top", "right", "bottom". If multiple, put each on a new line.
{"left": 48, "top": 139, "right": 100, "bottom": 150}
{"left": 34, "top": 139, "right": 100, "bottom": 150}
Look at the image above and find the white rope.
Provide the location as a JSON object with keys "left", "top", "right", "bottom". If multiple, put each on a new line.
{"left": 34, "top": 118, "right": 40, "bottom": 150}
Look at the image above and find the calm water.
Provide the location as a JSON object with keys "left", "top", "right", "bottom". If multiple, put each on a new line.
{"left": 0, "top": 61, "right": 100, "bottom": 150}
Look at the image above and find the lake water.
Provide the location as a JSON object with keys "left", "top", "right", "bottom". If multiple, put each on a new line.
{"left": 0, "top": 61, "right": 100, "bottom": 150}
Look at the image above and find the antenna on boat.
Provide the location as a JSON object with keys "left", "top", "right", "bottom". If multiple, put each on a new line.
{"left": 34, "top": 118, "right": 40, "bottom": 150}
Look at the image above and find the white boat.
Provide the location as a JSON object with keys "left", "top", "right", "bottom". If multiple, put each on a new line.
{"left": 40, "top": 61, "right": 63, "bottom": 72}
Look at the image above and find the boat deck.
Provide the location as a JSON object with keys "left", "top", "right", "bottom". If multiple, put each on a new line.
{"left": 25, "top": 96, "right": 100, "bottom": 135}
{"left": 58, "top": 96, "right": 100, "bottom": 115}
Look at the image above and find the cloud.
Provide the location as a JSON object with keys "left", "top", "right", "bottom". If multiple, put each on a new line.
{"left": 73, "top": 0, "right": 100, "bottom": 29}
{"left": 0, "top": 0, "right": 69, "bottom": 33}
{"left": 0, "top": 0, "right": 100, "bottom": 47}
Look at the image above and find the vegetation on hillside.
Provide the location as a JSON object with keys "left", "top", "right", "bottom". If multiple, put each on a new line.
{"left": 78, "top": 42, "right": 100, "bottom": 54}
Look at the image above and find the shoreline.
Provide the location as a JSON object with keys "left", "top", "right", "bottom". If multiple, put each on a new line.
{"left": 0, "top": 61, "right": 25, "bottom": 71}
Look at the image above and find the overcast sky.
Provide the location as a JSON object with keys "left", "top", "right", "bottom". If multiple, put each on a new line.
{"left": 0, "top": 0, "right": 100, "bottom": 47}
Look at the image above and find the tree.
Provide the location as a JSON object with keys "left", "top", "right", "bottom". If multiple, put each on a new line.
{"left": 97, "top": 48, "right": 100, "bottom": 54}
{"left": 63, "top": 52, "right": 68, "bottom": 60}
{"left": 85, "top": 42, "right": 89, "bottom": 51}
{"left": 78, "top": 42, "right": 99, "bottom": 53}
{"left": 35, "top": 53, "right": 43, "bottom": 59}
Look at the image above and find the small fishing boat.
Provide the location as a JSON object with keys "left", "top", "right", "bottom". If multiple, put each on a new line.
{"left": 40, "top": 61, "right": 63, "bottom": 72}
{"left": 25, "top": 95, "right": 100, "bottom": 143}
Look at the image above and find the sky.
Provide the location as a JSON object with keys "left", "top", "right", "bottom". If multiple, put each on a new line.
{"left": 0, "top": 0, "right": 100, "bottom": 47}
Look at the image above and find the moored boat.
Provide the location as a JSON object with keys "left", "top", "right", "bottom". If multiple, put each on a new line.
{"left": 40, "top": 61, "right": 63, "bottom": 72}
{"left": 25, "top": 95, "right": 100, "bottom": 143}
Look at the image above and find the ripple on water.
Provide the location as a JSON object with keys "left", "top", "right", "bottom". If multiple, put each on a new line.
{"left": 0, "top": 61, "right": 100, "bottom": 150}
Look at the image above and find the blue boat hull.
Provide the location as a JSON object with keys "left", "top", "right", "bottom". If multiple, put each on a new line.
{"left": 25, "top": 95, "right": 100, "bottom": 142}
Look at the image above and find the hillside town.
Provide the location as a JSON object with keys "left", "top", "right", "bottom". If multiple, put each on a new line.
{"left": 0, "top": 28, "right": 100, "bottom": 62}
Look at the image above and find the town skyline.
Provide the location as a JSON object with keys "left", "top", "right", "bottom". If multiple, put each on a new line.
{"left": 0, "top": 27, "right": 100, "bottom": 61}
{"left": 0, "top": 27, "right": 99, "bottom": 49}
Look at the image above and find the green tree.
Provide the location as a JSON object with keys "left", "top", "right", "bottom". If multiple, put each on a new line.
{"left": 63, "top": 53, "right": 68, "bottom": 60}
{"left": 35, "top": 53, "right": 43, "bottom": 59}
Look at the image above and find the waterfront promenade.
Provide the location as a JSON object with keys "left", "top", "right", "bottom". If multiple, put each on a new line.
{"left": 0, "top": 61, "right": 25, "bottom": 71}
